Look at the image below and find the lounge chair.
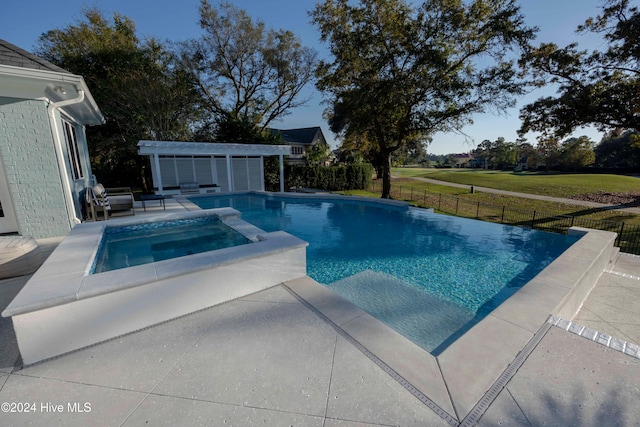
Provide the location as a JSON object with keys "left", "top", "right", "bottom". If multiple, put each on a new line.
{"left": 85, "top": 184, "right": 110, "bottom": 221}
{"left": 85, "top": 184, "right": 135, "bottom": 221}
{"left": 104, "top": 187, "right": 135, "bottom": 216}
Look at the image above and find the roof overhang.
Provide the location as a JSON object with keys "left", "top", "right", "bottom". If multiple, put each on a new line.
{"left": 137, "top": 140, "right": 292, "bottom": 156}
{"left": 0, "top": 64, "right": 105, "bottom": 125}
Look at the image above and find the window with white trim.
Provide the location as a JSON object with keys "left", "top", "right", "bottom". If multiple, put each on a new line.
{"left": 62, "top": 120, "right": 84, "bottom": 180}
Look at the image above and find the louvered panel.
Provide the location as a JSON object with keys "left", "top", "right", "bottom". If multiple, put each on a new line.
{"left": 215, "top": 157, "right": 229, "bottom": 192}
{"left": 247, "top": 157, "right": 262, "bottom": 190}
{"left": 159, "top": 157, "right": 177, "bottom": 187}
{"left": 176, "top": 157, "right": 194, "bottom": 184}
{"left": 232, "top": 157, "right": 249, "bottom": 191}
{"left": 194, "top": 157, "right": 213, "bottom": 186}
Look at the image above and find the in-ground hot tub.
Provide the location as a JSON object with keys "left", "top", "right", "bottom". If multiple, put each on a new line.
{"left": 2, "top": 208, "right": 308, "bottom": 365}
{"left": 91, "top": 214, "right": 253, "bottom": 274}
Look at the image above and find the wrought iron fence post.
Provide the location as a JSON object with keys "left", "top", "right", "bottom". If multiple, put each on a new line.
{"left": 531, "top": 211, "right": 537, "bottom": 229}
{"left": 476, "top": 201, "right": 480, "bottom": 219}
{"left": 501, "top": 206, "right": 505, "bottom": 223}
{"left": 455, "top": 197, "right": 459, "bottom": 215}
{"left": 617, "top": 222, "right": 625, "bottom": 247}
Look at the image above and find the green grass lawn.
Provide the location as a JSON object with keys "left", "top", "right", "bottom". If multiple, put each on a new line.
{"left": 341, "top": 174, "right": 640, "bottom": 226}
{"left": 392, "top": 168, "right": 640, "bottom": 197}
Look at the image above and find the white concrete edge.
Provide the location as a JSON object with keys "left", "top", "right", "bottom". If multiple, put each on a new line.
{"left": 2, "top": 208, "right": 307, "bottom": 317}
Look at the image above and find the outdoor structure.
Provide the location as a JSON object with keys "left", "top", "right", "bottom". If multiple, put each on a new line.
{"left": 0, "top": 39, "right": 104, "bottom": 238}
{"left": 270, "top": 127, "right": 329, "bottom": 165}
{"left": 137, "top": 140, "right": 292, "bottom": 195}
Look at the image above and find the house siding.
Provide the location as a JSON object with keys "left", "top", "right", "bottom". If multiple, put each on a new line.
{"left": 0, "top": 97, "right": 71, "bottom": 238}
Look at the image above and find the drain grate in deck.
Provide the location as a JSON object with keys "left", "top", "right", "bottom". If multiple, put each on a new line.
{"left": 283, "top": 283, "right": 460, "bottom": 426}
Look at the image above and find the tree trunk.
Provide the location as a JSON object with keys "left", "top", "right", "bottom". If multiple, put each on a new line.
{"left": 381, "top": 153, "right": 392, "bottom": 199}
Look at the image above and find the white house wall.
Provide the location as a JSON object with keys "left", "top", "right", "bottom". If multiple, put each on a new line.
{"left": 0, "top": 97, "right": 71, "bottom": 238}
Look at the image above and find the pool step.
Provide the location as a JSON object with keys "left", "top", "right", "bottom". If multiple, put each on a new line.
{"left": 328, "top": 270, "right": 476, "bottom": 353}
{"left": 605, "top": 251, "right": 640, "bottom": 281}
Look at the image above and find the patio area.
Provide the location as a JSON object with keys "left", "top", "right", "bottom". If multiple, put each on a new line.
{"left": 0, "top": 197, "right": 638, "bottom": 426}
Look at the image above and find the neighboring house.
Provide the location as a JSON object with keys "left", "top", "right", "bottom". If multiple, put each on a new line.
{"left": 269, "top": 127, "right": 330, "bottom": 165}
{"left": 450, "top": 153, "right": 473, "bottom": 168}
{"left": 0, "top": 39, "right": 104, "bottom": 238}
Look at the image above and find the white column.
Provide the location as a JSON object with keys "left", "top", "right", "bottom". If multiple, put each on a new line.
{"left": 259, "top": 156, "right": 265, "bottom": 191}
{"left": 153, "top": 154, "right": 163, "bottom": 194}
{"left": 279, "top": 154, "right": 285, "bottom": 193}
{"left": 226, "top": 155, "right": 233, "bottom": 192}
{"left": 210, "top": 156, "right": 217, "bottom": 189}
{"left": 245, "top": 156, "right": 250, "bottom": 190}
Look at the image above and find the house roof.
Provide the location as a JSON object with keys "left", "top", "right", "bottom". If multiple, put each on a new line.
{"left": 0, "top": 39, "right": 104, "bottom": 125}
{"left": 0, "top": 39, "right": 69, "bottom": 73}
{"left": 270, "top": 127, "right": 324, "bottom": 146}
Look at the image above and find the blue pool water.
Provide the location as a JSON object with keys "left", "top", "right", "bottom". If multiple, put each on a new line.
{"left": 92, "top": 216, "right": 251, "bottom": 274}
{"left": 190, "top": 194, "right": 579, "bottom": 353}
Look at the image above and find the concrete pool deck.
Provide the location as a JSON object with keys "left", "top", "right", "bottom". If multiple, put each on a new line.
{"left": 0, "top": 197, "right": 639, "bottom": 426}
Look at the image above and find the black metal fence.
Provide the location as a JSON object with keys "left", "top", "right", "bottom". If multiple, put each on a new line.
{"left": 370, "top": 181, "right": 640, "bottom": 255}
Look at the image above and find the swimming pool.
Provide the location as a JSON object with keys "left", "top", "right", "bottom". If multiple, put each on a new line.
{"left": 190, "top": 193, "right": 579, "bottom": 353}
{"left": 91, "top": 216, "right": 251, "bottom": 274}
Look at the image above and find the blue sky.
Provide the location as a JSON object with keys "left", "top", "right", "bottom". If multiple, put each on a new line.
{"left": 2, "top": 0, "right": 607, "bottom": 154}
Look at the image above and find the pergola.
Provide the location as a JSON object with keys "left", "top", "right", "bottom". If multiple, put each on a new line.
{"left": 137, "top": 140, "right": 291, "bottom": 195}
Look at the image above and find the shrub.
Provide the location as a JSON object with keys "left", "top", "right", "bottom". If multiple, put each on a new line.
{"left": 285, "top": 164, "right": 373, "bottom": 191}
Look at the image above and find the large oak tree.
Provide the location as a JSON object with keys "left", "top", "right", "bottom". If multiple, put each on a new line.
{"left": 312, "top": 0, "right": 536, "bottom": 198}
{"left": 36, "top": 8, "right": 200, "bottom": 189}
{"left": 519, "top": 0, "right": 640, "bottom": 138}
{"left": 180, "top": 0, "right": 317, "bottom": 139}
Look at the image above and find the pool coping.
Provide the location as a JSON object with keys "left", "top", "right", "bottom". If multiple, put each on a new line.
{"left": 283, "top": 224, "right": 617, "bottom": 422}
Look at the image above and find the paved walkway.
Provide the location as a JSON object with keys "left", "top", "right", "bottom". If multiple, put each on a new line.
{"left": 400, "top": 176, "right": 640, "bottom": 215}
{"left": 0, "top": 198, "right": 638, "bottom": 426}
